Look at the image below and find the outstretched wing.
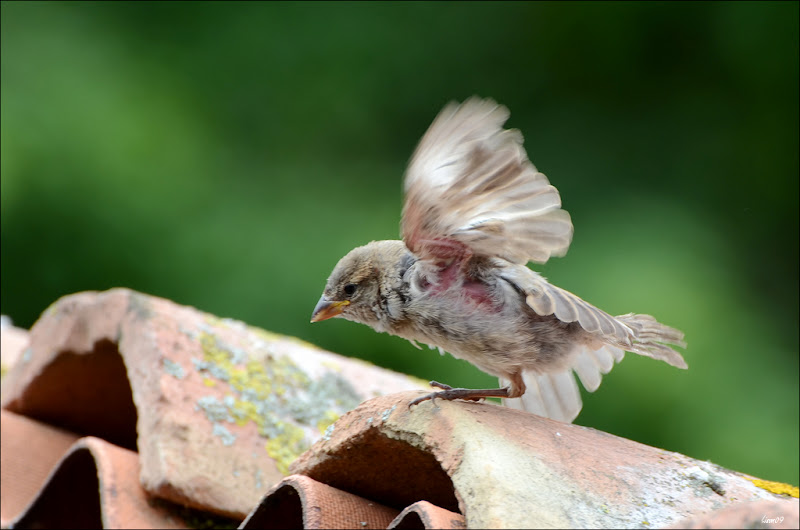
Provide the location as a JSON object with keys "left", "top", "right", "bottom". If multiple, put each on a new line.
{"left": 497, "top": 264, "right": 686, "bottom": 422}
{"left": 402, "top": 97, "right": 573, "bottom": 265}
{"left": 500, "top": 264, "right": 688, "bottom": 367}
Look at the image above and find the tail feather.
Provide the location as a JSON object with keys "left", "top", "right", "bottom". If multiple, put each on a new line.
{"left": 572, "top": 352, "right": 602, "bottom": 392}
{"left": 500, "top": 343, "right": 633, "bottom": 423}
{"left": 501, "top": 315, "right": 685, "bottom": 423}
{"left": 573, "top": 345, "right": 624, "bottom": 392}
{"left": 502, "top": 370, "right": 582, "bottom": 423}
{"left": 615, "top": 313, "right": 687, "bottom": 369}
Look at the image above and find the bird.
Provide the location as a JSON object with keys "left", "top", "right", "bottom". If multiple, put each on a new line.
{"left": 310, "top": 97, "right": 686, "bottom": 423}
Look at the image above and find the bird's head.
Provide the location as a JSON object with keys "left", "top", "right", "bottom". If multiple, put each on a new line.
{"left": 311, "top": 240, "right": 406, "bottom": 326}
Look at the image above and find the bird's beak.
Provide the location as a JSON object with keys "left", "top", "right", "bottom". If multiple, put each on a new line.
{"left": 310, "top": 296, "right": 350, "bottom": 323}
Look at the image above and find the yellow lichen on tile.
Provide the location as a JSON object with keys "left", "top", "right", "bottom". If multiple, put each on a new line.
{"left": 265, "top": 421, "right": 309, "bottom": 475}
{"left": 199, "top": 332, "right": 273, "bottom": 398}
{"left": 242, "top": 360, "right": 272, "bottom": 398}
{"left": 200, "top": 332, "right": 234, "bottom": 368}
{"left": 269, "top": 355, "right": 310, "bottom": 393}
{"left": 316, "top": 410, "right": 340, "bottom": 434}
{"left": 194, "top": 327, "right": 365, "bottom": 475}
{"left": 750, "top": 478, "right": 800, "bottom": 498}
{"left": 231, "top": 399, "right": 264, "bottom": 428}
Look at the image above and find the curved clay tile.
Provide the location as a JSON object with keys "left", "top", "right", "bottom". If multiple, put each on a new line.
{"left": 241, "top": 474, "right": 399, "bottom": 529}
{"left": 9, "top": 436, "right": 192, "bottom": 529}
{"left": 287, "top": 392, "right": 799, "bottom": 529}
{"left": 387, "top": 501, "right": 466, "bottom": 529}
{"left": 1, "top": 410, "right": 195, "bottom": 529}
{"left": 665, "top": 499, "right": 799, "bottom": 529}
{"left": 1, "top": 288, "right": 427, "bottom": 519}
{"left": 4, "top": 290, "right": 797, "bottom": 528}
{"left": 0, "top": 410, "right": 80, "bottom": 527}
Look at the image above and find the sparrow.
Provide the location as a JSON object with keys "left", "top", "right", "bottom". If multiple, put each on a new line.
{"left": 311, "top": 97, "right": 686, "bottom": 423}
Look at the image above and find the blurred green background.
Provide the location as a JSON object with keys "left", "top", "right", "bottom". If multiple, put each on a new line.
{"left": 2, "top": 2, "right": 797, "bottom": 485}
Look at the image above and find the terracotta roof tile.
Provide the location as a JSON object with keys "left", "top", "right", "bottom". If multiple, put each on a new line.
{"left": 241, "top": 474, "right": 399, "bottom": 529}
{"left": 0, "top": 316, "right": 28, "bottom": 375}
{"left": 287, "top": 391, "right": 799, "bottom": 529}
{"left": 387, "top": 501, "right": 466, "bottom": 529}
{"left": 1, "top": 289, "right": 426, "bottom": 521}
{"left": 0, "top": 410, "right": 80, "bottom": 527}
{"left": 2, "top": 290, "right": 797, "bottom": 528}
{"left": 5, "top": 430, "right": 189, "bottom": 528}
{"left": 665, "top": 499, "right": 799, "bottom": 529}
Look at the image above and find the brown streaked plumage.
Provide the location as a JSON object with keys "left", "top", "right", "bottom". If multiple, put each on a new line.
{"left": 311, "top": 97, "right": 686, "bottom": 423}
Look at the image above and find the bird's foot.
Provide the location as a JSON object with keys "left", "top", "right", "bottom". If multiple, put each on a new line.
{"left": 428, "top": 380, "right": 455, "bottom": 391}
{"left": 409, "top": 381, "right": 510, "bottom": 407}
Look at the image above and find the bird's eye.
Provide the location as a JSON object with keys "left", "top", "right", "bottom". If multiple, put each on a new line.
{"left": 343, "top": 283, "right": 357, "bottom": 296}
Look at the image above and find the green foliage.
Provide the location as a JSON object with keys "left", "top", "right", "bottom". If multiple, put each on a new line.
{"left": 2, "top": 1, "right": 797, "bottom": 485}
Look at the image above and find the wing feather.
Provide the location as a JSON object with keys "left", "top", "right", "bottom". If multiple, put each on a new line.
{"left": 502, "top": 264, "right": 684, "bottom": 370}
{"left": 402, "top": 97, "right": 573, "bottom": 265}
{"left": 514, "top": 269, "right": 634, "bottom": 344}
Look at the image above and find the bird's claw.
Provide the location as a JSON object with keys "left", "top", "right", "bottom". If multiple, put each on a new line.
{"left": 408, "top": 381, "right": 486, "bottom": 408}
{"left": 428, "top": 380, "right": 454, "bottom": 391}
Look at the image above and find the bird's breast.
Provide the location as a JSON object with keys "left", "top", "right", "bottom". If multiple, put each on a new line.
{"left": 406, "top": 261, "right": 499, "bottom": 311}
{"left": 457, "top": 279, "right": 497, "bottom": 308}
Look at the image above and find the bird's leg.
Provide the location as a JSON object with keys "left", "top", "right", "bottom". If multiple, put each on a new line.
{"left": 506, "top": 371, "right": 526, "bottom": 399}
{"left": 409, "top": 380, "right": 512, "bottom": 407}
{"left": 409, "top": 372, "right": 527, "bottom": 407}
